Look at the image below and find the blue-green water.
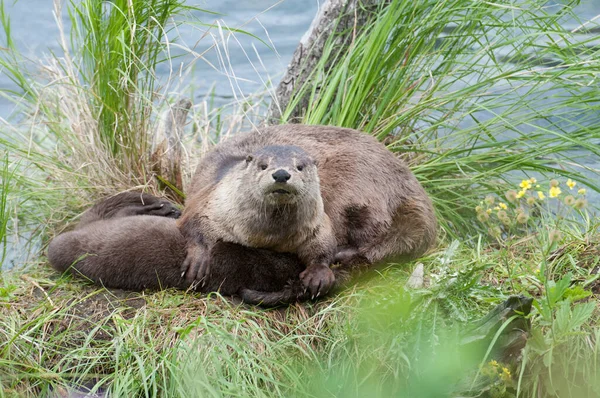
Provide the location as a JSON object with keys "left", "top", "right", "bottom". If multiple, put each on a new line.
{"left": 0, "top": 0, "right": 320, "bottom": 117}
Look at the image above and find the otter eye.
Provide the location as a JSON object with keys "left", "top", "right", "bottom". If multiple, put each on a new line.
{"left": 246, "top": 155, "right": 253, "bottom": 163}
{"left": 297, "top": 165, "right": 304, "bottom": 171}
{"left": 260, "top": 164, "right": 268, "bottom": 170}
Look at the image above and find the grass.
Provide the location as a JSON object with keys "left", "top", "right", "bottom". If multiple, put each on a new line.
{"left": 0, "top": 0, "right": 599, "bottom": 397}
{"left": 281, "top": 0, "right": 600, "bottom": 237}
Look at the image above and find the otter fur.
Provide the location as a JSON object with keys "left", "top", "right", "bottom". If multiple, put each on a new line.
{"left": 180, "top": 125, "right": 437, "bottom": 292}
{"left": 179, "top": 144, "right": 337, "bottom": 296}
{"left": 47, "top": 192, "right": 322, "bottom": 306}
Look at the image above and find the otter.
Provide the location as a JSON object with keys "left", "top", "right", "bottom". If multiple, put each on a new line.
{"left": 179, "top": 144, "right": 337, "bottom": 297}
{"left": 47, "top": 192, "right": 322, "bottom": 306}
{"left": 180, "top": 125, "right": 437, "bottom": 293}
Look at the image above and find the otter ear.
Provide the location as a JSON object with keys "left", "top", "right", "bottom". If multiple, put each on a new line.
{"left": 246, "top": 155, "right": 253, "bottom": 163}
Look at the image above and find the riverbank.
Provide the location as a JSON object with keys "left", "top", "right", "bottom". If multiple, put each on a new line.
{"left": 1, "top": 0, "right": 599, "bottom": 396}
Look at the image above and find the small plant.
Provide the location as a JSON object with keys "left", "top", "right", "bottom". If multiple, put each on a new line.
{"left": 475, "top": 177, "right": 589, "bottom": 246}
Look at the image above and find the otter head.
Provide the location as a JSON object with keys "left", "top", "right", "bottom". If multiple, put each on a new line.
{"left": 244, "top": 145, "right": 319, "bottom": 206}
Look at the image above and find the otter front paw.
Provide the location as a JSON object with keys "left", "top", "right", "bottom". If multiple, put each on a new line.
{"left": 142, "top": 201, "right": 182, "bottom": 219}
{"left": 180, "top": 244, "right": 210, "bottom": 285}
{"left": 299, "top": 264, "right": 335, "bottom": 298}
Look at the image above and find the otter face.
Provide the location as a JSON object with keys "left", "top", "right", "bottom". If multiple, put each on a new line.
{"left": 245, "top": 145, "right": 319, "bottom": 205}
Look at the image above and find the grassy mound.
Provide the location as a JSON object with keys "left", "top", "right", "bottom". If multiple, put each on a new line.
{"left": 0, "top": 0, "right": 599, "bottom": 396}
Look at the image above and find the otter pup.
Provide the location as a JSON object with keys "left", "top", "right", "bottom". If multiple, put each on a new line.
{"left": 179, "top": 145, "right": 337, "bottom": 297}
{"left": 181, "top": 125, "right": 437, "bottom": 292}
{"left": 47, "top": 192, "right": 314, "bottom": 306}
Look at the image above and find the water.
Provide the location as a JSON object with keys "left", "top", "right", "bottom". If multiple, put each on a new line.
{"left": 0, "top": 0, "right": 322, "bottom": 117}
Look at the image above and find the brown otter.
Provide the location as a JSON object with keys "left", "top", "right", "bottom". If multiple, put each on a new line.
{"left": 47, "top": 192, "right": 317, "bottom": 306}
{"left": 179, "top": 144, "right": 337, "bottom": 297}
{"left": 180, "top": 125, "right": 437, "bottom": 293}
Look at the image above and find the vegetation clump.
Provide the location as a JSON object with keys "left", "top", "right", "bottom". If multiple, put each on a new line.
{"left": 0, "top": 0, "right": 598, "bottom": 396}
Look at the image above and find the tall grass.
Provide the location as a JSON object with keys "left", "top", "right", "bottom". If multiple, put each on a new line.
{"left": 283, "top": 0, "right": 600, "bottom": 235}
{"left": 0, "top": 152, "right": 13, "bottom": 264}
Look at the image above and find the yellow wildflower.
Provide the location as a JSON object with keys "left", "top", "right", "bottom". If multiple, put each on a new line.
{"left": 537, "top": 191, "right": 545, "bottom": 200}
{"left": 475, "top": 205, "right": 483, "bottom": 213}
{"left": 549, "top": 186, "right": 561, "bottom": 198}
{"left": 516, "top": 189, "right": 526, "bottom": 199}
{"left": 578, "top": 188, "right": 586, "bottom": 195}
{"left": 489, "top": 360, "right": 499, "bottom": 368}
{"left": 500, "top": 367, "right": 512, "bottom": 383}
{"left": 529, "top": 177, "right": 537, "bottom": 184}
{"left": 566, "top": 179, "right": 576, "bottom": 190}
{"left": 499, "top": 203, "right": 508, "bottom": 210}
{"left": 494, "top": 206, "right": 500, "bottom": 211}
{"left": 520, "top": 179, "right": 532, "bottom": 189}
{"left": 486, "top": 209, "right": 492, "bottom": 214}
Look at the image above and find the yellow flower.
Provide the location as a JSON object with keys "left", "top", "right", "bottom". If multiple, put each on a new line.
{"left": 529, "top": 177, "right": 537, "bottom": 184}
{"left": 494, "top": 206, "right": 500, "bottom": 211}
{"left": 489, "top": 360, "right": 499, "bottom": 368}
{"left": 499, "top": 203, "right": 507, "bottom": 210}
{"left": 516, "top": 189, "right": 526, "bottom": 199}
{"left": 486, "top": 209, "right": 492, "bottom": 214}
{"left": 500, "top": 367, "right": 512, "bottom": 383}
{"left": 549, "top": 186, "right": 561, "bottom": 198}
{"left": 476, "top": 205, "right": 483, "bottom": 213}
{"left": 537, "top": 191, "right": 545, "bottom": 200}
{"left": 578, "top": 188, "right": 586, "bottom": 195}
{"left": 566, "top": 179, "right": 576, "bottom": 190}
{"left": 520, "top": 179, "right": 532, "bottom": 189}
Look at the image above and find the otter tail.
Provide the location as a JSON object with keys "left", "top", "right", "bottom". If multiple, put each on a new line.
{"left": 239, "top": 268, "right": 350, "bottom": 307}
{"left": 239, "top": 282, "right": 306, "bottom": 307}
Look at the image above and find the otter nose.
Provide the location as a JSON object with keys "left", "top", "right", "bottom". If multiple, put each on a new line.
{"left": 272, "top": 169, "right": 291, "bottom": 183}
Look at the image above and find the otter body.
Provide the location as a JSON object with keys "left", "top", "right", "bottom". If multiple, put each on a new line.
{"left": 180, "top": 144, "right": 337, "bottom": 296}
{"left": 47, "top": 192, "right": 310, "bottom": 306}
{"left": 181, "top": 125, "right": 437, "bottom": 290}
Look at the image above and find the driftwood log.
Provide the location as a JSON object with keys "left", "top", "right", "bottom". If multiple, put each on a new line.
{"left": 268, "top": 0, "right": 381, "bottom": 122}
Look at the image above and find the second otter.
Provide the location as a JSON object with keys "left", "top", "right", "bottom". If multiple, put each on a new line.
{"left": 47, "top": 191, "right": 310, "bottom": 306}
